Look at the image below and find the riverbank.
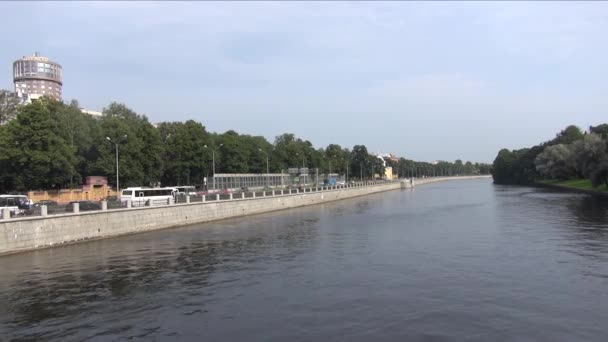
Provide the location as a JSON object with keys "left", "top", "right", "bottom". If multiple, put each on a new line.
{"left": 0, "top": 176, "right": 490, "bottom": 256}
{"left": 536, "top": 179, "right": 608, "bottom": 197}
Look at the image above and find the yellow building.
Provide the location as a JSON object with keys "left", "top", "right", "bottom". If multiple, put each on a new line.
{"left": 384, "top": 166, "right": 395, "bottom": 180}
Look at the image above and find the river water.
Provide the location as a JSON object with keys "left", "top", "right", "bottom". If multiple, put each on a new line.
{"left": 1, "top": 178, "right": 607, "bottom": 341}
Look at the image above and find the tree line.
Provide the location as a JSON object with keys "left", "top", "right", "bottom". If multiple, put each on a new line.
{"left": 0, "top": 96, "right": 490, "bottom": 192}
{"left": 491, "top": 124, "right": 608, "bottom": 187}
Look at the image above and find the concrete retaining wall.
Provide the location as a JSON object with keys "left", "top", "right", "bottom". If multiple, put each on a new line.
{"left": 0, "top": 176, "right": 490, "bottom": 255}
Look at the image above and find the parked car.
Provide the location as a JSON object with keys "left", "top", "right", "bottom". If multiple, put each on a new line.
{"left": 34, "top": 200, "right": 58, "bottom": 207}
{"left": 65, "top": 201, "right": 102, "bottom": 212}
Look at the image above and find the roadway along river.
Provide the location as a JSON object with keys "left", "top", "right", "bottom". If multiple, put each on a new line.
{"left": 1, "top": 178, "right": 608, "bottom": 341}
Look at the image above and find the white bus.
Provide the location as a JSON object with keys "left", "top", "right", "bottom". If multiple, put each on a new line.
{"left": 120, "top": 187, "right": 178, "bottom": 206}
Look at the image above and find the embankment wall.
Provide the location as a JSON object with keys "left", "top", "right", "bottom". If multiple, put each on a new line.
{"left": 0, "top": 176, "right": 490, "bottom": 255}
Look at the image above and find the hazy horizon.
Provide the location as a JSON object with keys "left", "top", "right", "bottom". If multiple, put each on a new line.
{"left": 1, "top": 1, "right": 607, "bottom": 163}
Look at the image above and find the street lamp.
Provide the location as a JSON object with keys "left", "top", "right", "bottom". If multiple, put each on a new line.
{"left": 106, "top": 135, "right": 127, "bottom": 193}
{"left": 258, "top": 148, "right": 270, "bottom": 189}
{"left": 204, "top": 144, "right": 223, "bottom": 191}
{"left": 346, "top": 157, "right": 349, "bottom": 183}
{"left": 371, "top": 161, "right": 374, "bottom": 181}
{"left": 360, "top": 162, "right": 363, "bottom": 180}
{"left": 296, "top": 152, "right": 306, "bottom": 185}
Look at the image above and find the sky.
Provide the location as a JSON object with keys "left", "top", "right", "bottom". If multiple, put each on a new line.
{"left": 1, "top": 1, "right": 607, "bottom": 163}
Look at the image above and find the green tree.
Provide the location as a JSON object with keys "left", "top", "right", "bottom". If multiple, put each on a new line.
{"left": 574, "top": 134, "right": 608, "bottom": 187}
{"left": 216, "top": 130, "right": 249, "bottom": 173}
{"left": 0, "top": 90, "right": 21, "bottom": 125}
{"left": 590, "top": 124, "right": 608, "bottom": 139}
{"left": 158, "top": 120, "right": 211, "bottom": 186}
{"left": 464, "top": 161, "right": 474, "bottom": 175}
{"left": 324, "top": 144, "right": 346, "bottom": 174}
{"left": 55, "top": 99, "right": 99, "bottom": 187}
{"left": 88, "top": 102, "right": 163, "bottom": 188}
{"left": 273, "top": 133, "right": 318, "bottom": 171}
{"left": 492, "top": 149, "right": 516, "bottom": 184}
{"left": 535, "top": 144, "right": 577, "bottom": 180}
{"left": 549, "top": 125, "right": 584, "bottom": 145}
{"left": 0, "top": 100, "right": 76, "bottom": 191}
{"left": 350, "top": 145, "right": 377, "bottom": 179}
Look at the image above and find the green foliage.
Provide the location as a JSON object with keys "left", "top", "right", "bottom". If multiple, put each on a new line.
{"left": 87, "top": 102, "right": 163, "bottom": 188}
{"left": 158, "top": 120, "right": 210, "bottom": 186}
{"left": 0, "top": 98, "right": 491, "bottom": 192}
{"left": 491, "top": 145, "right": 543, "bottom": 185}
{"left": 493, "top": 124, "right": 608, "bottom": 189}
{"left": 323, "top": 144, "right": 350, "bottom": 175}
{"left": 535, "top": 144, "right": 577, "bottom": 180}
{"left": 0, "top": 99, "right": 77, "bottom": 191}
{"left": 572, "top": 134, "right": 608, "bottom": 187}
{"left": 590, "top": 124, "right": 608, "bottom": 139}
{"left": 0, "top": 90, "right": 21, "bottom": 125}
{"left": 549, "top": 125, "right": 584, "bottom": 146}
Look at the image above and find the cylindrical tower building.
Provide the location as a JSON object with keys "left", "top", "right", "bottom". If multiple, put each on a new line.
{"left": 13, "top": 52, "right": 63, "bottom": 102}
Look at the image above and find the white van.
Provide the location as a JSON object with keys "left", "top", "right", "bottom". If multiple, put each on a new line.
{"left": 0, "top": 195, "right": 32, "bottom": 217}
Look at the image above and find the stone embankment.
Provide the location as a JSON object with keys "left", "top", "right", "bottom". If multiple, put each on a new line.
{"left": 0, "top": 176, "right": 490, "bottom": 255}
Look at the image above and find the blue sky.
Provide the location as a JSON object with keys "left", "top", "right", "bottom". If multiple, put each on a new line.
{"left": 1, "top": 1, "right": 607, "bottom": 162}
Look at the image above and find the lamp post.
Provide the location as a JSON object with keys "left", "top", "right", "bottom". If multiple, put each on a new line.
{"left": 371, "top": 162, "right": 374, "bottom": 181}
{"left": 204, "top": 144, "right": 223, "bottom": 191}
{"left": 258, "top": 148, "right": 270, "bottom": 188}
{"left": 346, "top": 158, "right": 349, "bottom": 183}
{"left": 106, "top": 135, "right": 127, "bottom": 193}
{"left": 360, "top": 162, "right": 363, "bottom": 180}
{"left": 322, "top": 155, "right": 333, "bottom": 178}
{"left": 296, "top": 153, "right": 306, "bottom": 185}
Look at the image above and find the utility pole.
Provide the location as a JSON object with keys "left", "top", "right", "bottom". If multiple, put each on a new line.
{"left": 360, "top": 163, "right": 363, "bottom": 180}
{"left": 204, "top": 144, "right": 223, "bottom": 191}
{"left": 259, "top": 148, "right": 270, "bottom": 188}
{"left": 106, "top": 135, "right": 127, "bottom": 193}
{"left": 346, "top": 160, "right": 349, "bottom": 183}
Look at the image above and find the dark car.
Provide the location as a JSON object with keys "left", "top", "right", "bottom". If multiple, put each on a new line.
{"left": 34, "top": 200, "right": 58, "bottom": 207}
{"left": 65, "top": 201, "right": 102, "bottom": 212}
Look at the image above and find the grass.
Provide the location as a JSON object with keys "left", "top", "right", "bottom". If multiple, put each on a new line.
{"left": 538, "top": 178, "right": 608, "bottom": 193}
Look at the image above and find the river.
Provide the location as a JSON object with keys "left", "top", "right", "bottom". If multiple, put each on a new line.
{"left": 1, "top": 178, "right": 607, "bottom": 341}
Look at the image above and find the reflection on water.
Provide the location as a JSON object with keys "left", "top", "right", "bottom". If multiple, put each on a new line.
{"left": 1, "top": 179, "right": 608, "bottom": 341}
{"left": 569, "top": 195, "right": 608, "bottom": 225}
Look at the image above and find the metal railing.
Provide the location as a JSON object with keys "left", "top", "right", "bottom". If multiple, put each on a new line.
{"left": 208, "top": 173, "right": 346, "bottom": 191}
